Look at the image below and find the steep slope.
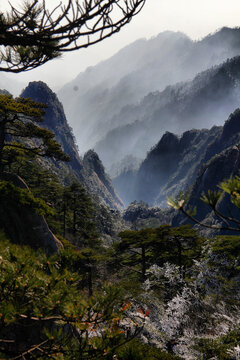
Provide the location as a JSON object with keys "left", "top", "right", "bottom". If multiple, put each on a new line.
{"left": 0, "top": 173, "right": 62, "bottom": 254}
{"left": 59, "top": 27, "right": 240, "bottom": 156}
{"left": 97, "top": 55, "right": 240, "bottom": 169}
{"left": 21, "top": 81, "right": 123, "bottom": 210}
{"left": 83, "top": 150, "right": 123, "bottom": 208}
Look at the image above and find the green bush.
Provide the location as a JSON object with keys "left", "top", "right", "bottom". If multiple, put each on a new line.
{"left": 116, "top": 339, "right": 183, "bottom": 360}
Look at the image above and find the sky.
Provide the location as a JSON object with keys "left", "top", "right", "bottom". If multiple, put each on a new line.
{"left": 1, "top": 0, "right": 240, "bottom": 90}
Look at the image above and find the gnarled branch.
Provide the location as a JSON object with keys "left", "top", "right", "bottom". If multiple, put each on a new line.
{"left": 0, "top": 0, "right": 146, "bottom": 72}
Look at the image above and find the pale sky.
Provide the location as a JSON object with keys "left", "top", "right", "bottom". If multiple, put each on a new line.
{"left": 1, "top": 0, "right": 240, "bottom": 90}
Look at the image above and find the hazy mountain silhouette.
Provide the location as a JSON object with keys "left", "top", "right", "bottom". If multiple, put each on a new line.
{"left": 96, "top": 55, "right": 240, "bottom": 169}
{"left": 114, "top": 108, "right": 240, "bottom": 209}
{"left": 59, "top": 27, "right": 240, "bottom": 161}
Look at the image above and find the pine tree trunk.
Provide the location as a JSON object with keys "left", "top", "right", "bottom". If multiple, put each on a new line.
{"left": 141, "top": 245, "right": 146, "bottom": 282}
{"left": 63, "top": 203, "right": 66, "bottom": 238}
{"left": 0, "top": 118, "right": 6, "bottom": 175}
{"left": 88, "top": 266, "right": 93, "bottom": 296}
{"left": 176, "top": 238, "right": 182, "bottom": 273}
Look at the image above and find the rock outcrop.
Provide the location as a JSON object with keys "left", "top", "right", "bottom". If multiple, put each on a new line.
{"left": 0, "top": 173, "right": 63, "bottom": 254}
{"left": 21, "top": 81, "right": 123, "bottom": 210}
{"left": 83, "top": 150, "right": 124, "bottom": 208}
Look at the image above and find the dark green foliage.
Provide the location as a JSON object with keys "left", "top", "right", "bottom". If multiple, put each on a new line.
{"left": 194, "top": 329, "right": 240, "bottom": 359}
{"left": 0, "top": 179, "right": 52, "bottom": 216}
{"left": 113, "top": 225, "right": 204, "bottom": 283}
{"left": 116, "top": 339, "right": 183, "bottom": 359}
{"left": 0, "top": 94, "right": 69, "bottom": 174}
{"left": 211, "top": 235, "right": 240, "bottom": 259}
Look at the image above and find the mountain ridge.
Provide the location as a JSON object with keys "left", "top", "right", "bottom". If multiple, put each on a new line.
{"left": 97, "top": 54, "right": 240, "bottom": 169}
{"left": 114, "top": 108, "right": 240, "bottom": 210}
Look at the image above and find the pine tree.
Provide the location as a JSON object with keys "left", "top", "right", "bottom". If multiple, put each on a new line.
{"left": 0, "top": 94, "right": 69, "bottom": 174}
{"left": 0, "top": 231, "right": 144, "bottom": 359}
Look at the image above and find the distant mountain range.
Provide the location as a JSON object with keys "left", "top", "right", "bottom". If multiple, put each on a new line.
{"left": 96, "top": 55, "right": 240, "bottom": 169}
{"left": 114, "top": 108, "right": 240, "bottom": 219}
{"left": 58, "top": 27, "right": 240, "bottom": 169}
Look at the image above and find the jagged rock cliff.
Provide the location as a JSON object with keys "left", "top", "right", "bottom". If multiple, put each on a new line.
{"left": 83, "top": 150, "right": 123, "bottom": 208}
{"left": 21, "top": 81, "right": 123, "bottom": 210}
{"left": 0, "top": 173, "right": 62, "bottom": 254}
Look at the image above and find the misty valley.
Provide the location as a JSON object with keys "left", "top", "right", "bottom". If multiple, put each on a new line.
{"left": 2, "top": 25, "right": 240, "bottom": 359}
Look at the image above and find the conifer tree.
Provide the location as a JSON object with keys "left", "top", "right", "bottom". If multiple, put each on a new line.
{"left": 0, "top": 94, "right": 69, "bottom": 174}
{"left": 114, "top": 225, "right": 203, "bottom": 282}
{"left": 0, "top": 232, "right": 144, "bottom": 359}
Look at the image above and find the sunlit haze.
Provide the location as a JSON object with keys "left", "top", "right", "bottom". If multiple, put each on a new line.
{"left": 1, "top": 0, "right": 240, "bottom": 90}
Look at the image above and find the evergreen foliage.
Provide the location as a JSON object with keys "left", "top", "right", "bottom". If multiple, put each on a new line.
{"left": 0, "top": 179, "right": 53, "bottom": 216}
{"left": 0, "top": 230, "right": 144, "bottom": 359}
{"left": 194, "top": 329, "right": 240, "bottom": 359}
{"left": 116, "top": 339, "right": 183, "bottom": 359}
{"left": 0, "top": 94, "right": 69, "bottom": 174}
{"left": 113, "top": 225, "right": 204, "bottom": 283}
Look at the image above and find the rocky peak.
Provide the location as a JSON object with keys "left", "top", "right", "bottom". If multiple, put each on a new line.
{"left": 221, "top": 108, "right": 240, "bottom": 142}
{"left": 83, "top": 150, "right": 124, "bottom": 208}
{"left": 152, "top": 132, "right": 179, "bottom": 155}
{"left": 21, "top": 81, "right": 81, "bottom": 170}
{"left": 179, "top": 129, "right": 201, "bottom": 150}
{"left": 203, "top": 27, "right": 240, "bottom": 48}
{"left": 83, "top": 150, "right": 104, "bottom": 173}
{"left": 20, "top": 82, "right": 123, "bottom": 209}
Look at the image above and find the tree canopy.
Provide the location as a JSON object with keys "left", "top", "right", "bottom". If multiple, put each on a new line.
{"left": 0, "top": 0, "right": 146, "bottom": 72}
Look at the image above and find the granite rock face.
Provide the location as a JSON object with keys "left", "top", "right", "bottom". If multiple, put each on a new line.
{"left": 0, "top": 173, "right": 63, "bottom": 254}
{"left": 83, "top": 150, "right": 124, "bottom": 208}
{"left": 21, "top": 81, "right": 123, "bottom": 210}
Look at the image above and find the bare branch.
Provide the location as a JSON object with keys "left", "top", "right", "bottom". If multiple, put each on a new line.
{"left": 0, "top": 0, "right": 146, "bottom": 72}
